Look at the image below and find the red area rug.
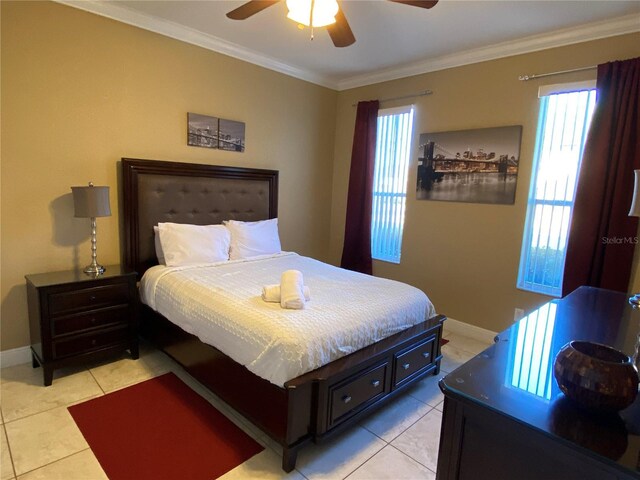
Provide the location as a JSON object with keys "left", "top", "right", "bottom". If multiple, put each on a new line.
{"left": 68, "top": 372, "right": 264, "bottom": 480}
{"left": 441, "top": 338, "right": 449, "bottom": 346}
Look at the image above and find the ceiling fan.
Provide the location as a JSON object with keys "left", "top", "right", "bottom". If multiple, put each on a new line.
{"left": 226, "top": 0, "right": 438, "bottom": 48}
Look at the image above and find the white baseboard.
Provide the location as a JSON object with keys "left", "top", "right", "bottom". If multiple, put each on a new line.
{"left": 1, "top": 346, "right": 31, "bottom": 368}
{"left": 443, "top": 317, "right": 497, "bottom": 344}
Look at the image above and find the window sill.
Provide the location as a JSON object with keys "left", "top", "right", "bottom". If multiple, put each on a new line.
{"left": 516, "top": 284, "right": 561, "bottom": 298}
{"left": 372, "top": 257, "right": 401, "bottom": 265}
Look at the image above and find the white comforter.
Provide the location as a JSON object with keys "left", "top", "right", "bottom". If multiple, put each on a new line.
{"left": 141, "top": 252, "right": 436, "bottom": 386}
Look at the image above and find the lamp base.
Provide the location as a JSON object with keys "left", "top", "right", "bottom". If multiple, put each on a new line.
{"left": 629, "top": 294, "right": 640, "bottom": 308}
{"left": 83, "top": 264, "right": 105, "bottom": 275}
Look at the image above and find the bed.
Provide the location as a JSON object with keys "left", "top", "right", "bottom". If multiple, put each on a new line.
{"left": 122, "top": 158, "right": 446, "bottom": 471}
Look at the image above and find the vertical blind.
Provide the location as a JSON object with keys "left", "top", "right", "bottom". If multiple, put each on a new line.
{"left": 517, "top": 87, "right": 596, "bottom": 296}
{"left": 371, "top": 106, "right": 414, "bottom": 263}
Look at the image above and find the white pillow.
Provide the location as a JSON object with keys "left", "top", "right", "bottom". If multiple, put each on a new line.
{"left": 157, "top": 222, "right": 230, "bottom": 267}
{"left": 225, "top": 218, "right": 282, "bottom": 260}
{"left": 153, "top": 226, "right": 165, "bottom": 265}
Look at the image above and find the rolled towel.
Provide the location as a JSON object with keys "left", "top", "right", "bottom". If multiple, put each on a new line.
{"left": 262, "top": 284, "right": 311, "bottom": 303}
{"left": 280, "top": 270, "right": 306, "bottom": 309}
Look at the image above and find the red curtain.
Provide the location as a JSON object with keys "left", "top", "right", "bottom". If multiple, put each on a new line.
{"left": 562, "top": 57, "right": 640, "bottom": 296}
{"left": 340, "top": 100, "right": 379, "bottom": 274}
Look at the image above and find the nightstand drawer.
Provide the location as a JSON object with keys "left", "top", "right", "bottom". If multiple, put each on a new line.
{"left": 329, "top": 362, "right": 388, "bottom": 425}
{"left": 53, "top": 327, "right": 129, "bottom": 359}
{"left": 393, "top": 336, "right": 435, "bottom": 386}
{"left": 52, "top": 306, "right": 130, "bottom": 337}
{"left": 49, "top": 283, "right": 130, "bottom": 316}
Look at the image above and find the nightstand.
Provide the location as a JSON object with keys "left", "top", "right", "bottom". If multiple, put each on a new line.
{"left": 25, "top": 265, "right": 139, "bottom": 386}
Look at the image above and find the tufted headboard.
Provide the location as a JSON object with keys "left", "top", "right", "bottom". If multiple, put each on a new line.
{"left": 122, "top": 158, "right": 278, "bottom": 278}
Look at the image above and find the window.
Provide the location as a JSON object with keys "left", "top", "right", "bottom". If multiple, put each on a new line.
{"left": 371, "top": 106, "right": 414, "bottom": 263}
{"left": 517, "top": 82, "right": 596, "bottom": 296}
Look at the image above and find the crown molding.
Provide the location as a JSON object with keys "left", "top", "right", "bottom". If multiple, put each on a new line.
{"left": 55, "top": 1, "right": 638, "bottom": 92}
{"left": 336, "top": 13, "right": 640, "bottom": 91}
{"left": 54, "top": 0, "right": 340, "bottom": 90}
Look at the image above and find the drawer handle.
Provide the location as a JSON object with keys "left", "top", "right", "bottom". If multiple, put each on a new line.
{"left": 90, "top": 317, "right": 96, "bottom": 323}
{"left": 342, "top": 395, "right": 352, "bottom": 404}
{"left": 91, "top": 339, "right": 97, "bottom": 346}
{"left": 89, "top": 295, "right": 96, "bottom": 301}
{"left": 402, "top": 363, "right": 411, "bottom": 370}
{"left": 422, "top": 352, "right": 430, "bottom": 359}
{"left": 371, "top": 380, "right": 380, "bottom": 388}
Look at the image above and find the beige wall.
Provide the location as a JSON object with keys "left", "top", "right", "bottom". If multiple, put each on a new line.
{"left": 330, "top": 33, "right": 640, "bottom": 333}
{"left": 1, "top": 1, "right": 337, "bottom": 351}
{"left": 2, "top": 2, "right": 639, "bottom": 353}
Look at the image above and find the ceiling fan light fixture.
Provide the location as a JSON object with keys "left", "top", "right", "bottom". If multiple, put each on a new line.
{"left": 286, "top": 0, "right": 339, "bottom": 28}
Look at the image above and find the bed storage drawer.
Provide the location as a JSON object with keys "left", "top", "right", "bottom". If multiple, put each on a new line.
{"left": 329, "top": 362, "right": 388, "bottom": 425}
{"left": 393, "top": 336, "right": 436, "bottom": 387}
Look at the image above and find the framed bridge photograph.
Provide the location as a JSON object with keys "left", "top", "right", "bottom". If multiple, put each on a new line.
{"left": 218, "top": 118, "right": 245, "bottom": 152}
{"left": 187, "top": 113, "right": 219, "bottom": 149}
{"left": 416, "top": 125, "right": 522, "bottom": 205}
{"left": 187, "top": 113, "right": 245, "bottom": 152}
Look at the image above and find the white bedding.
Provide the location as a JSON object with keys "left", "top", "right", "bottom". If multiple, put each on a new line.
{"left": 140, "top": 252, "right": 436, "bottom": 386}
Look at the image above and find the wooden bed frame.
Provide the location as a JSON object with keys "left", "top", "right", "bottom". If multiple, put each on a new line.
{"left": 122, "top": 158, "right": 446, "bottom": 471}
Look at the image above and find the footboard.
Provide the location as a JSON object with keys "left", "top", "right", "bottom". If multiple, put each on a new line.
{"left": 283, "top": 314, "right": 445, "bottom": 470}
{"left": 141, "top": 306, "right": 445, "bottom": 472}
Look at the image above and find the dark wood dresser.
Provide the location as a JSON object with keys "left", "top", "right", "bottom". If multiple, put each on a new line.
{"left": 437, "top": 286, "right": 640, "bottom": 480}
{"left": 26, "top": 265, "right": 139, "bottom": 386}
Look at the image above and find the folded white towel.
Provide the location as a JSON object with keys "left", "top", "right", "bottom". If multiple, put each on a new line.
{"left": 280, "top": 270, "right": 306, "bottom": 310}
{"left": 262, "top": 284, "right": 311, "bottom": 303}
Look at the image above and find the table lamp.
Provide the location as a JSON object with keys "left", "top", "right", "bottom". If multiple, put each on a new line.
{"left": 71, "top": 182, "right": 111, "bottom": 275}
{"left": 629, "top": 169, "right": 640, "bottom": 307}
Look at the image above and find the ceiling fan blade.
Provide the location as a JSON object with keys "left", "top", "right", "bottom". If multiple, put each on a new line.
{"left": 388, "top": 0, "right": 438, "bottom": 9}
{"left": 327, "top": 8, "right": 355, "bottom": 48}
{"left": 226, "top": 1, "right": 280, "bottom": 20}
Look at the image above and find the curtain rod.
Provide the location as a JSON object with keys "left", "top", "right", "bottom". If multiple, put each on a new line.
{"left": 351, "top": 90, "right": 432, "bottom": 107}
{"left": 518, "top": 65, "right": 596, "bottom": 81}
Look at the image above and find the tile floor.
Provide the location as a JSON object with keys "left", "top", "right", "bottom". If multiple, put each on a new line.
{"left": 0, "top": 330, "right": 490, "bottom": 480}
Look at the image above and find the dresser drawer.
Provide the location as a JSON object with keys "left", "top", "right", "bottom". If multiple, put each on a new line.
{"left": 48, "top": 283, "right": 130, "bottom": 316}
{"left": 53, "top": 327, "right": 129, "bottom": 359}
{"left": 52, "top": 306, "right": 130, "bottom": 337}
{"left": 393, "top": 336, "right": 436, "bottom": 386}
{"left": 329, "top": 362, "right": 388, "bottom": 425}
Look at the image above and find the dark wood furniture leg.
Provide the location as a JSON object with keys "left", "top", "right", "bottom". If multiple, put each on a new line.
{"left": 282, "top": 447, "right": 298, "bottom": 473}
{"left": 43, "top": 365, "right": 54, "bottom": 387}
{"left": 31, "top": 350, "right": 53, "bottom": 386}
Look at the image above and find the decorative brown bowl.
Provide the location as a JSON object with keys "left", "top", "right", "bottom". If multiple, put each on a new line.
{"left": 553, "top": 341, "right": 639, "bottom": 413}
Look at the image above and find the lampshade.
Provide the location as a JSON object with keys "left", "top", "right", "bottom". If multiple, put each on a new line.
{"left": 629, "top": 170, "right": 640, "bottom": 218}
{"left": 71, "top": 183, "right": 111, "bottom": 218}
{"left": 286, "top": 0, "right": 338, "bottom": 27}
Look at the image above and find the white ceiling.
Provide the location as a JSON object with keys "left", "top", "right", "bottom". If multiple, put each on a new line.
{"left": 60, "top": 1, "right": 640, "bottom": 90}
